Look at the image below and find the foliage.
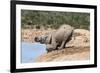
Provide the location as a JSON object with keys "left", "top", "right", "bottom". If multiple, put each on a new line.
{"left": 21, "top": 10, "right": 90, "bottom": 29}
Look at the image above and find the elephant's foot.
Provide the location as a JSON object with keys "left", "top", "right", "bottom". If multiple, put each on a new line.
{"left": 46, "top": 49, "right": 52, "bottom": 53}
{"left": 58, "top": 47, "right": 63, "bottom": 50}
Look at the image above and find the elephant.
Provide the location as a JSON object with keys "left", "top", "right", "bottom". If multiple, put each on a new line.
{"left": 34, "top": 24, "right": 74, "bottom": 52}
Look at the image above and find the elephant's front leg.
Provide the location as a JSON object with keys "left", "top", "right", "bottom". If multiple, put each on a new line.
{"left": 51, "top": 36, "right": 58, "bottom": 50}
{"left": 46, "top": 37, "right": 57, "bottom": 52}
{"left": 58, "top": 40, "right": 66, "bottom": 50}
{"left": 46, "top": 44, "right": 56, "bottom": 53}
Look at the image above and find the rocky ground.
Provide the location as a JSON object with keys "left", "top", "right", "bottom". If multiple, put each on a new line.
{"left": 21, "top": 28, "right": 56, "bottom": 43}
{"left": 22, "top": 28, "right": 90, "bottom": 62}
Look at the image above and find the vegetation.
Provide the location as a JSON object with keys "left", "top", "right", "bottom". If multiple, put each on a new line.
{"left": 21, "top": 10, "right": 90, "bottom": 29}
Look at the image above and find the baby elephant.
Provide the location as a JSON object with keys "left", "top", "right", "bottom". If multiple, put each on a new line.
{"left": 34, "top": 24, "right": 74, "bottom": 52}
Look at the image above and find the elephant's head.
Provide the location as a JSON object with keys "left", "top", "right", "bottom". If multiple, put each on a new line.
{"left": 34, "top": 35, "right": 48, "bottom": 44}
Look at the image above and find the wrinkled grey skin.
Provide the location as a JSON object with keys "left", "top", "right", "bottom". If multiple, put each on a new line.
{"left": 34, "top": 24, "right": 74, "bottom": 52}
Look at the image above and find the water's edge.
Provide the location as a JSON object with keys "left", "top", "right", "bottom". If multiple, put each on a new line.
{"left": 21, "top": 42, "right": 46, "bottom": 63}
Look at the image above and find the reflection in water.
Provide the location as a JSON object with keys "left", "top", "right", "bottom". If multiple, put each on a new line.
{"left": 21, "top": 42, "right": 46, "bottom": 63}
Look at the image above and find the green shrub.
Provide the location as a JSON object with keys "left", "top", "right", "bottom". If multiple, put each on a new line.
{"left": 21, "top": 10, "right": 90, "bottom": 29}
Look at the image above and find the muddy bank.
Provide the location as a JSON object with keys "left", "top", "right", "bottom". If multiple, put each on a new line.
{"left": 21, "top": 28, "right": 90, "bottom": 62}
{"left": 35, "top": 29, "right": 90, "bottom": 62}
{"left": 35, "top": 47, "right": 90, "bottom": 62}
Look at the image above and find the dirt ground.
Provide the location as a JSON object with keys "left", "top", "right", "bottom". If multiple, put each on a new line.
{"left": 21, "top": 28, "right": 90, "bottom": 62}
{"left": 21, "top": 28, "right": 56, "bottom": 43}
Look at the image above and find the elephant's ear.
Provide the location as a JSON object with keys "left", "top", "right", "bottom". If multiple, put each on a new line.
{"left": 45, "top": 34, "right": 52, "bottom": 44}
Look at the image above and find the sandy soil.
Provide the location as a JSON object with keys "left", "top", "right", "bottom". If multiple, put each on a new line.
{"left": 22, "top": 28, "right": 90, "bottom": 62}
{"left": 35, "top": 47, "right": 90, "bottom": 62}
{"left": 21, "top": 28, "right": 56, "bottom": 43}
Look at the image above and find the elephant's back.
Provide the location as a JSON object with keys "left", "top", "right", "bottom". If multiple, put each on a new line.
{"left": 54, "top": 24, "right": 73, "bottom": 43}
{"left": 59, "top": 24, "right": 73, "bottom": 31}
{"left": 55, "top": 24, "right": 73, "bottom": 36}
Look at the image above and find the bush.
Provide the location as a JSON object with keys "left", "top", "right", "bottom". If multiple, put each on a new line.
{"left": 21, "top": 10, "right": 90, "bottom": 29}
